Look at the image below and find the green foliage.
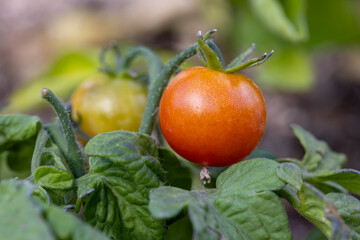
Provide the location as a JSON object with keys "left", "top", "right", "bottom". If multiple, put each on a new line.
{"left": 77, "top": 131, "right": 165, "bottom": 240}
{"left": 0, "top": 179, "right": 109, "bottom": 240}
{"left": 250, "top": 0, "right": 308, "bottom": 42}
{"left": 229, "top": 0, "right": 360, "bottom": 92}
{"left": 158, "top": 147, "right": 192, "bottom": 190}
{"left": 34, "top": 166, "right": 74, "bottom": 190}
{"left": 2, "top": 35, "right": 360, "bottom": 240}
{"left": 278, "top": 125, "right": 360, "bottom": 239}
{"left": 325, "top": 193, "right": 360, "bottom": 239}
{"left": 0, "top": 114, "right": 41, "bottom": 179}
{"left": 2, "top": 104, "right": 360, "bottom": 240}
{"left": 292, "top": 124, "right": 346, "bottom": 173}
{"left": 276, "top": 162, "right": 303, "bottom": 190}
{"left": 31, "top": 127, "right": 68, "bottom": 174}
{"left": 306, "top": 169, "right": 360, "bottom": 195}
{"left": 150, "top": 158, "right": 292, "bottom": 240}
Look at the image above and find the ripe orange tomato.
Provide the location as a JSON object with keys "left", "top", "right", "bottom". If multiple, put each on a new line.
{"left": 71, "top": 75, "right": 147, "bottom": 138}
{"left": 159, "top": 66, "right": 266, "bottom": 167}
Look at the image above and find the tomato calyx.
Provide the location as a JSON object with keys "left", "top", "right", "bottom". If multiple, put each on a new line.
{"left": 96, "top": 42, "right": 151, "bottom": 85}
{"left": 196, "top": 30, "right": 274, "bottom": 74}
{"left": 97, "top": 42, "right": 123, "bottom": 78}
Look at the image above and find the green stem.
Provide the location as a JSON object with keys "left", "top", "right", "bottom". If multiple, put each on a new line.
{"left": 191, "top": 168, "right": 203, "bottom": 190}
{"left": 98, "top": 42, "right": 122, "bottom": 77}
{"left": 139, "top": 43, "right": 198, "bottom": 135}
{"left": 41, "top": 88, "right": 85, "bottom": 178}
{"left": 123, "top": 46, "right": 163, "bottom": 83}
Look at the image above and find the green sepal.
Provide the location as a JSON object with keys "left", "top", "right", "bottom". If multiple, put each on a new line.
{"left": 196, "top": 31, "right": 223, "bottom": 71}
{"left": 98, "top": 42, "right": 122, "bottom": 77}
{"left": 207, "top": 41, "right": 226, "bottom": 69}
{"left": 224, "top": 50, "right": 274, "bottom": 73}
{"left": 226, "top": 43, "right": 255, "bottom": 70}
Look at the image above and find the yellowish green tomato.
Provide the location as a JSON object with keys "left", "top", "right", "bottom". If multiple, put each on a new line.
{"left": 71, "top": 75, "right": 147, "bottom": 137}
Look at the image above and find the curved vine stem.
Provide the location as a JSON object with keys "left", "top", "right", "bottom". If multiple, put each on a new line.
{"left": 98, "top": 42, "right": 122, "bottom": 77}
{"left": 41, "top": 88, "right": 85, "bottom": 178}
{"left": 139, "top": 29, "right": 217, "bottom": 135}
{"left": 122, "top": 46, "right": 164, "bottom": 83}
{"left": 139, "top": 43, "right": 198, "bottom": 135}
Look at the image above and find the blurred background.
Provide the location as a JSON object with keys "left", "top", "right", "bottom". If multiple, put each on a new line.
{"left": 0, "top": 0, "right": 359, "bottom": 239}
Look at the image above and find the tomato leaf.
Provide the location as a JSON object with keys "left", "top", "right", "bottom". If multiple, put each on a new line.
{"left": 291, "top": 124, "right": 347, "bottom": 172}
{"left": 216, "top": 158, "right": 285, "bottom": 195}
{"left": 214, "top": 191, "right": 292, "bottom": 239}
{"left": 44, "top": 204, "right": 110, "bottom": 240}
{"left": 0, "top": 179, "right": 109, "bottom": 240}
{"left": 150, "top": 158, "right": 291, "bottom": 240}
{"left": 149, "top": 186, "right": 195, "bottom": 219}
{"left": 312, "top": 181, "right": 348, "bottom": 195}
{"left": 77, "top": 131, "right": 165, "bottom": 240}
{"left": 150, "top": 186, "right": 253, "bottom": 240}
{"left": 31, "top": 128, "right": 69, "bottom": 174}
{"left": 325, "top": 193, "right": 360, "bottom": 239}
{"left": 150, "top": 188, "right": 291, "bottom": 239}
{"left": 0, "top": 114, "right": 41, "bottom": 179}
{"left": 33, "top": 164, "right": 75, "bottom": 205}
{"left": 0, "top": 114, "right": 41, "bottom": 143}
{"left": 34, "top": 166, "right": 74, "bottom": 190}
{"left": 306, "top": 169, "right": 360, "bottom": 195}
{"left": 0, "top": 179, "right": 54, "bottom": 239}
{"left": 158, "top": 147, "right": 192, "bottom": 190}
{"left": 279, "top": 184, "right": 332, "bottom": 238}
{"left": 277, "top": 162, "right": 303, "bottom": 191}
{"left": 326, "top": 213, "right": 351, "bottom": 240}
{"left": 164, "top": 216, "right": 193, "bottom": 240}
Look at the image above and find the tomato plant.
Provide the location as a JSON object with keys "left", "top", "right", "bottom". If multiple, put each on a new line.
{"left": 71, "top": 74, "right": 147, "bottom": 137}
{"left": 159, "top": 66, "right": 266, "bottom": 166}
{"left": 1, "top": 30, "right": 360, "bottom": 240}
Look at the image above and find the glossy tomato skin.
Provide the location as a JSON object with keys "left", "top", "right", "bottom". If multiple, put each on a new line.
{"left": 71, "top": 75, "right": 147, "bottom": 137}
{"left": 159, "top": 66, "right": 266, "bottom": 167}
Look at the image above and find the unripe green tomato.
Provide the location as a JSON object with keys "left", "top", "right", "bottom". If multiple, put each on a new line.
{"left": 71, "top": 75, "right": 147, "bottom": 137}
